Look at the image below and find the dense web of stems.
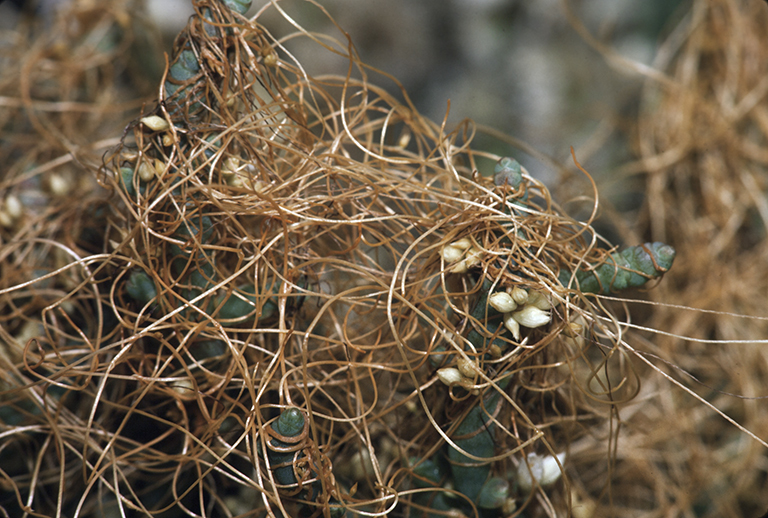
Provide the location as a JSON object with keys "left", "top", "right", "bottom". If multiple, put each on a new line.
{"left": 0, "top": 1, "right": 723, "bottom": 517}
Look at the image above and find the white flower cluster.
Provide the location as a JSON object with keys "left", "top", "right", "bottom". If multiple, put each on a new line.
{"left": 488, "top": 288, "right": 551, "bottom": 341}
{"left": 440, "top": 238, "right": 483, "bottom": 273}
{"left": 437, "top": 357, "right": 480, "bottom": 393}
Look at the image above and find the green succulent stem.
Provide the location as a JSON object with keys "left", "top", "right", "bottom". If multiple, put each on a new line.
{"left": 559, "top": 242, "right": 676, "bottom": 295}
{"left": 410, "top": 456, "right": 454, "bottom": 518}
{"left": 125, "top": 270, "right": 157, "bottom": 306}
{"left": 466, "top": 279, "right": 506, "bottom": 354}
{"left": 264, "top": 408, "right": 346, "bottom": 517}
{"left": 266, "top": 407, "right": 306, "bottom": 487}
{"left": 447, "top": 377, "right": 511, "bottom": 508}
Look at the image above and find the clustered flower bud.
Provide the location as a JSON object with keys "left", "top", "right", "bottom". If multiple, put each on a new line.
{"left": 437, "top": 357, "right": 480, "bottom": 394}
{"left": 440, "top": 238, "right": 483, "bottom": 273}
{"left": 512, "top": 305, "right": 551, "bottom": 328}
{"left": 492, "top": 288, "right": 552, "bottom": 341}
{"left": 489, "top": 292, "right": 517, "bottom": 313}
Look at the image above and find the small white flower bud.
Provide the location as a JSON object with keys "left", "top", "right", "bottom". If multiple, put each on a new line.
{"left": 437, "top": 367, "right": 464, "bottom": 386}
{"left": 503, "top": 498, "right": 517, "bottom": 515}
{"left": 450, "top": 260, "right": 469, "bottom": 274}
{"left": 263, "top": 52, "right": 278, "bottom": 67}
{"left": 503, "top": 313, "right": 521, "bottom": 341}
{"left": 464, "top": 246, "right": 483, "bottom": 268}
{"left": 224, "top": 91, "right": 237, "bottom": 108}
{"left": 516, "top": 452, "right": 566, "bottom": 492}
{"left": 397, "top": 130, "right": 411, "bottom": 149}
{"left": 512, "top": 305, "right": 551, "bottom": 329}
{"left": 348, "top": 449, "right": 376, "bottom": 481}
{"left": 456, "top": 358, "right": 476, "bottom": 379}
{"left": 227, "top": 174, "right": 247, "bottom": 189}
{"left": 563, "top": 319, "right": 585, "bottom": 348}
{"left": 0, "top": 210, "right": 13, "bottom": 229}
{"left": 507, "top": 286, "right": 528, "bottom": 305}
{"left": 138, "top": 161, "right": 155, "bottom": 182}
{"left": 0, "top": 195, "right": 22, "bottom": 227}
{"left": 172, "top": 377, "right": 195, "bottom": 398}
{"left": 48, "top": 172, "right": 71, "bottom": 196}
{"left": 564, "top": 321, "right": 584, "bottom": 337}
{"left": 451, "top": 237, "right": 472, "bottom": 250}
{"left": 527, "top": 291, "right": 552, "bottom": 310}
{"left": 489, "top": 292, "right": 517, "bottom": 313}
{"left": 141, "top": 115, "right": 170, "bottom": 131}
{"left": 4, "top": 194, "right": 21, "bottom": 220}
{"left": 153, "top": 158, "right": 166, "bottom": 177}
{"left": 440, "top": 244, "right": 464, "bottom": 264}
{"left": 222, "top": 157, "right": 240, "bottom": 176}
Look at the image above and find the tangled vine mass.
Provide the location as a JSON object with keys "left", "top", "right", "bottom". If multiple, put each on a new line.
{"left": 0, "top": 1, "right": 674, "bottom": 517}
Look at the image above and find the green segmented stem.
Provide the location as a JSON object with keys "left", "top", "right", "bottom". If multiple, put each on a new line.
{"left": 466, "top": 279, "right": 506, "bottom": 353}
{"left": 164, "top": 49, "right": 200, "bottom": 99}
{"left": 447, "top": 378, "right": 510, "bottom": 505}
{"left": 119, "top": 166, "right": 148, "bottom": 197}
{"left": 165, "top": 0, "right": 251, "bottom": 96}
{"left": 169, "top": 50, "right": 200, "bottom": 83}
{"left": 215, "top": 275, "right": 306, "bottom": 322}
{"left": 265, "top": 409, "right": 345, "bottom": 516}
{"left": 125, "top": 270, "right": 157, "bottom": 306}
{"left": 410, "top": 457, "right": 453, "bottom": 518}
{"left": 493, "top": 157, "right": 528, "bottom": 211}
{"left": 475, "top": 476, "right": 509, "bottom": 510}
{"left": 169, "top": 214, "right": 214, "bottom": 263}
{"left": 493, "top": 157, "right": 522, "bottom": 189}
{"left": 267, "top": 407, "right": 306, "bottom": 487}
{"left": 162, "top": 1, "right": 251, "bottom": 113}
{"left": 274, "top": 407, "right": 305, "bottom": 437}
{"left": 189, "top": 339, "right": 227, "bottom": 362}
{"left": 222, "top": 0, "right": 251, "bottom": 15}
{"left": 215, "top": 284, "right": 258, "bottom": 320}
{"left": 559, "top": 242, "right": 675, "bottom": 295}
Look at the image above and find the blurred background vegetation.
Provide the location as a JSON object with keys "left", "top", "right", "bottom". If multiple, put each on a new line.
{"left": 141, "top": 0, "right": 685, "bottom": 185}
